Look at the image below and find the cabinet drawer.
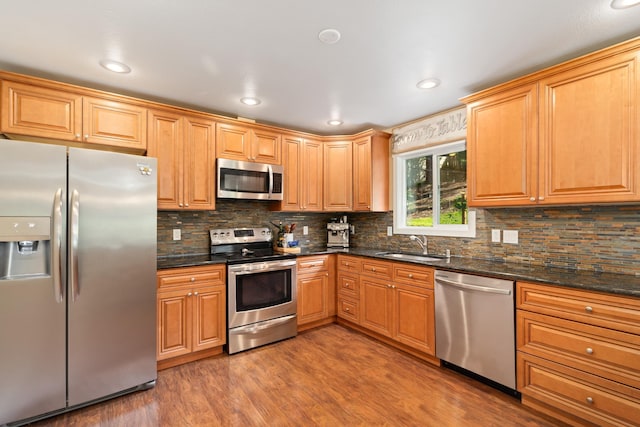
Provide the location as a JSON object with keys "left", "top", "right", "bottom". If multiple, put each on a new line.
{"left": 517, "top": 281, "right": 640, "bottom": 335}
{"left": 158, "top": 266, "right": 225, "bottom": 289}
{"left": 518, "top": 353, "right": 640, "bottom": 427}
{"left": 297, "top": 255, "right": 328, "bottom": 273}
{"left": 360, "top": 259, "right": 392, "bottom": 279}
{"left": 337, "top": 296, "right": 360, "bottom": 323}
{"left": 337, "top": 255, "right": 361, "bottom": 272}
{"left": 393, "top": 264, "right": 434, "bottom": 289}
{"left": 337, "top": 271, "right": 359, "bottom": 299}
{"left": 517, "top": 311, "right": 640, "bottom": 389}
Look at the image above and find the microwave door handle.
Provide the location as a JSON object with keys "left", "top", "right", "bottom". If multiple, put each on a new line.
{"left": 267, "top": 164, "right": 274, "bottom": 198}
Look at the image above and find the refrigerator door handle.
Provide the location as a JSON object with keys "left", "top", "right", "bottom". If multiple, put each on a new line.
{"left": 52, "top": 188, "right": 64, "bottom": 303}
{"left": 70, "top": 189, "right": 80, "bottom": 301}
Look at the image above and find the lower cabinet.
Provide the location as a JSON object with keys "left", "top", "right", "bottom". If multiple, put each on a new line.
{"left": 517, "top": 281, "right": 640, "bottom": 426}
{"left": 297, "top": 255, "right": 335, "bottom": 329}
{"left": 156, "top": 265, "right": 226, "bottom": 369}
{"left": 337, "top": 255, "right": 436, "bottom": 360}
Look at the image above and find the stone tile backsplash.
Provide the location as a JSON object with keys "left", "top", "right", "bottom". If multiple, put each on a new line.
{"left": 158, "top": 201, "right": 640, "bottom": 276}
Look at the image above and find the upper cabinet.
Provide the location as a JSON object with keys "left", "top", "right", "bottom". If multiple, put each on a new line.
{"left": 463, "top": 38, "right": 640, "bottom": 207}
{"left": 148, "top": 108, "right": 215, "bottom": 210}
{"left": 276, "top": 133, "right": 323, "bottom": 211}
{"left": 1, "top": 79, "right": 147, "bottom": 153}
{"left": 353, "top": 130, "right": 390, "bottom": 212}
{"left": 216, "top": 122, "right": 281, "bottom": 164}
{"left": 323, "top": 139, "right": 353, "bottom": 211}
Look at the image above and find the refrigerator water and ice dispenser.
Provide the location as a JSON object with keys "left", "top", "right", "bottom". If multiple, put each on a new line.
{"left": 0, "top": 216, "right": 51, "bottom": 280}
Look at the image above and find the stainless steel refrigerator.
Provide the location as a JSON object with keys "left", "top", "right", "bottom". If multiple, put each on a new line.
{"left": 0, "top": 139, "right": 157, "bottom": 425}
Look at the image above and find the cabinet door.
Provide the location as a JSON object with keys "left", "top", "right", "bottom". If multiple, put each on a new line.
{"left": 280, "top": 135, "right": 303, "bottom": 210}
{"left": 82, "top": 96, "right": 147, "bottom": 152}
{"left": 394, "top": 284, "right": 435, "bottom": 355}
{"left": 1, "top": 80, "right": 82, "bottom": 141}
{"left": 157, "top": 288, "right": 192, "bottom": 360}
{"left": 360, "top": 276, "right": 393, "bottom": 337}
{"left": 192, "top": 285, "right": 226, "bottom": 352}
{"left": 353, "top": 135, "right": 372, "bottom": 211}
{"left": 324, "top": 140, "right": 353, "bottom": 211}
{"left": 303, "top": 138, "right": 323, "bottom": 211}
{"left": 216, "top": 122, "right": 251, "bottom": 161}
{"left": 251, "top": 128, "right": 281, "bottom": 164}
{"left": 467, "top": 83, "right": 538, "bottom": 206}
{"left": 297, "top": 273, "right": 329, "bottom": 325}
{"left": 183, "top": 116, "right": 215, "bottom": 210}
{"left": 539, "top": 51, "right": 640, "bottom": 204}
{"left": 148, "top": 109, "right": 184, "bottom": 209}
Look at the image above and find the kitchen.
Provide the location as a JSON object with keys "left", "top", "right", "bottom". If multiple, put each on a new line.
{"left": 1, "top": 1, "right": 640, "bottom": 426}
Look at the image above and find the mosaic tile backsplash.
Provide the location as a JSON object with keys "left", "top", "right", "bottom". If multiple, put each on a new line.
{"left": 158, "top": 201, "right": 640, "bottom": 276}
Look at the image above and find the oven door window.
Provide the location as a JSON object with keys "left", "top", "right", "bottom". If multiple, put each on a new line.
{"left": 236, "top": 269, "right": 292, "bottom": 311}
{"left": 220, "top": 168, "right": 269, "bottom": 194}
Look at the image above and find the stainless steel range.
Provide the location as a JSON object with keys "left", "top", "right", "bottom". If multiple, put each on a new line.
{"left": 210, "top": 227, "right": 297, "bottom": 354}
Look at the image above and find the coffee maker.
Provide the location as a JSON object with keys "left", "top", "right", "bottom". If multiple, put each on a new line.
{"left": 327, "top": 217, "right": 350, "bottom": 248}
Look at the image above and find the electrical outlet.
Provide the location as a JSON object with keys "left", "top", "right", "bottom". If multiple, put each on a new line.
{"left": 303, "top": 225, "right": 308, "bottom": 235}
{"left": 491, "top": 229, "right": 501, "bottom": 243}
{"left": 503, "top": 230, "right": 519, "bottom": 244}
{"left": 387, "top": 226, "right": 393, "bottom": 237}
{"left": 350, "top": 225, "right": 355, "bottom": 234}
{"left": 172, "top": 229, "right": 181, "bottom": 241}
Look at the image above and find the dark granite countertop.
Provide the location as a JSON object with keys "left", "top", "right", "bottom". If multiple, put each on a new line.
{"left": 158, "top": 248, "right": 640, "bottom": 298}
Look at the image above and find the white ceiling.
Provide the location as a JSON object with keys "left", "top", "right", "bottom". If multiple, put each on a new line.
{"left": 0, "top": 1, "right": 639, "bottom": 135}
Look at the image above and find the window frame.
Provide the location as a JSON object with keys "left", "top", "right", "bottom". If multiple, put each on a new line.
{"left": 392, "top": 140, "right": 476, "bottom": 238}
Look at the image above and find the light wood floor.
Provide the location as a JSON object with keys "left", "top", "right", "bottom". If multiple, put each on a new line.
{"left": 32, "top": 325, "right": 563, "bottom": 426}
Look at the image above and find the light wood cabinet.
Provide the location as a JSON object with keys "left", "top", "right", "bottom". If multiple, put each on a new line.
{"left": 463, "top": 38, "right": 640, "bottom": 207}
{"left": 342, "top": 256, "right": 436, "bottom": 357}
{"left": 323, "top": 139, "right": 353, "bottom": 211}
{"left": 353, "top": 131, "right": 390, "bottom": 212}
{"left": 297, "top": 255, "right": 335, "bottom": 328}
{"left": 516, "top": 281, "right": 640, "bottom": 426}
{"left": 275, "top": 133, "right": 323, "bottom": 211}
{"left": 216, "top": 121, "right": 281, "bottom": 164}
{"left": 156, "top": 265, "right": 226, "bottom": 369}
{"left": 1, "top": 80, "right": 147, "bottom": 153}
{"left": 148, "top": 108, "right": 215, "bottom": 210}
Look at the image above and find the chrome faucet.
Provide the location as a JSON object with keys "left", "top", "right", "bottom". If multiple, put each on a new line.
{"left": 409, "top": 235, "right": 428, "bottom": 255}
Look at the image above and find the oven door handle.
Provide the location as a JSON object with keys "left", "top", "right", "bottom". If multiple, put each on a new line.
{"left": 228, "top": 260, "right": 297, "bottom": 274}
{"left": 232, "top": 314, "right": 296, "bottom": 334}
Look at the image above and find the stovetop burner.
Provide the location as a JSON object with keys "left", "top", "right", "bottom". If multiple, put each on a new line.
{"left": 209, "top": 227, "right": 297, "bottom": 264}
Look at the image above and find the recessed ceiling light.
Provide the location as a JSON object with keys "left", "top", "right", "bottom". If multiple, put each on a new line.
{"left": 99, "top": 59, "right": 131, "bottom": 74}
{"left": 327, "top": 119, "right": 343, "bottom": 126}
{"left": 318, "top": 29, "right": 341, "bottom": 44}
{"left": 416, "top": 78, "right": 440, "bottom": 89}
{"left": 240, "top": 97, "right": 261, "bottom": 106}
{"left": 611, "top": 0, "right": 640, "bottom": 8}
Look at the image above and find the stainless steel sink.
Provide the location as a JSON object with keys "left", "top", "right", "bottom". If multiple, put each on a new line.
{"left": 375, "top": 252, "right": 445, "bottom": 262}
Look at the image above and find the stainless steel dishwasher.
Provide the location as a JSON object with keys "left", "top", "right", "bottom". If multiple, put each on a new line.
{"left": 434, "top": 270, "right": 516, "bottom": 391}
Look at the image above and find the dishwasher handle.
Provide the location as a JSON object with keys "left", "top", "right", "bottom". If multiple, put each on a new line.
{"left": 436, "top": 277, "right": 512, "bottom": 295}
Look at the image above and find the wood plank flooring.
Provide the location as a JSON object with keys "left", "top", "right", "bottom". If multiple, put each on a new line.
{"left": 32, "top": 325, "right": 563, "bottom": 426}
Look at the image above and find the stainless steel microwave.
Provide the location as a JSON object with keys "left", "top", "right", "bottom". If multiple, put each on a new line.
{"left": 217, "top": 158, "right": 284, "bottom": 200}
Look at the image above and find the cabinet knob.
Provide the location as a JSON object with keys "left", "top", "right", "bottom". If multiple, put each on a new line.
{"left": 187, "top": 292, "right": 192, "bottom": 296}
{"left": 538, "top": 196, "right": 545, "bottom": 201}
{"left": 345, "top": 307, "right": 350, "bottom": 312}
{"left": 179, "top": 203, "right": 183, "bottom": 207}
{"left": 408, "top": 274, "right": 413, "bottom": 279}
{"left": 372, "top": 267, "right": 376, "bottom": 272}
{"left": 586, "top": 347, "right": 594, "bottom": 355}
{"left": 194, "top": 291, "right": 199, "bottom": 296}
{"left": 529, "top": 197, "right": 536, "bottom": 202}
{"left": 585, "top": 306, "right": 593, "bottom": 313}
{"left": 392, "top": 285, "right": 396, "bottom": 289}
{"left": 75, "top": 133, "right": 81, "bottom": 139}
{"left": 84, "top": 134, "right": 89, "bottom": 140}
{"left": 586, "top": 397, "right": 594, "bottom": 405}
{"left": 185, "top": 203, "right": 189, "bottom": 207}
{"left": 344, "top": 283, "right": 350, "bottom": 288}
{"left": 190, "top": 277, "right": 195, "bottom": 282}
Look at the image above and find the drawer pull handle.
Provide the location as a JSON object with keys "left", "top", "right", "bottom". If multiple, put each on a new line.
{"left": 586, "top": 397, "right": 594, "bottom": 405}
{"left": 586, "top": 347, "right": 594, "bottom": 355}
{"left": 585, "top": 306, "right": 593, "bottom": 313}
